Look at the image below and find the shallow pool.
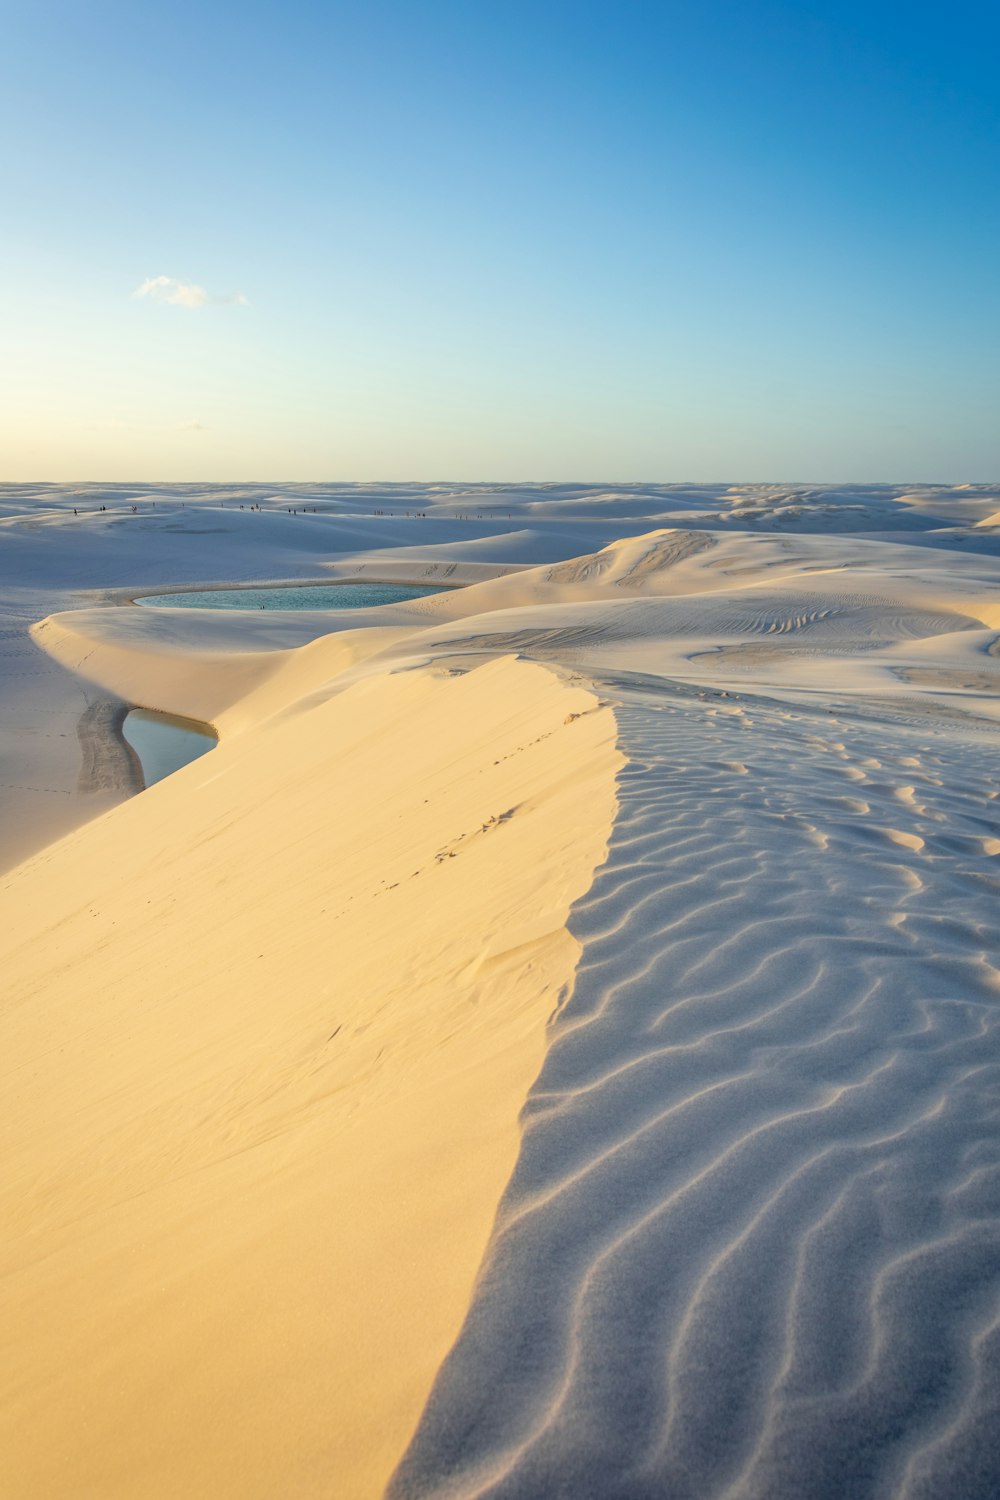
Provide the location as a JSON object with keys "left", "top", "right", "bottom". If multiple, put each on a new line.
{"left": 123, "top": 709, "right": 216, "bottom": 788}
{"left": 137, "top": 582, "right": 441, "bottom": 610}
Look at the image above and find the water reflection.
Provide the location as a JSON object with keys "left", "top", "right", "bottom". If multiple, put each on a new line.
{"left": 123, "top": 709, "right": 216, "bottom": 788}
{"left": 138, "top": 582, "right": 441, "bottom": 610}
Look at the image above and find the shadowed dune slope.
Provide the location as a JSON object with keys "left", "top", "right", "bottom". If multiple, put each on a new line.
{"left": 389, "top": 683, "right": 1000, "bottom": 1500}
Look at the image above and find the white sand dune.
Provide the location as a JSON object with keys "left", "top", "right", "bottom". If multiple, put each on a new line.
{"left": 2, "top": 483, "right": 1000, "bottom": 1498}
{"left": 388, "top": 685, "right": 1000, "bottom": 1499}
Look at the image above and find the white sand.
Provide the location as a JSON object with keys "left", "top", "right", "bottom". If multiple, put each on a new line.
{"left": 2, "top": 483, "right": 1000, "bottom": 1498}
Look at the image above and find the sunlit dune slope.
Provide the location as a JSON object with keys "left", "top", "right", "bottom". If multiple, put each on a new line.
{"left": 0, "top": 653, "right": 620, "bottom": 1500}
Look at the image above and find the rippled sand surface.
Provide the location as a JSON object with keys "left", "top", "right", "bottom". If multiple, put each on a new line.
{"left": 391, "top": 686, "right": 1000, "bottom": 1499}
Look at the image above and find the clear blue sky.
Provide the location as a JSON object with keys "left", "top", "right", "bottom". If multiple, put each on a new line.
{"left": 1, "top": 0, "right": 997, "bottom": 480}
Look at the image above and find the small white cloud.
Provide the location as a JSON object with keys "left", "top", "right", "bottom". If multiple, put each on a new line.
{"left": 179, "top": 420, "right": 207, "bottom": 431}
{"left": 134, "top": 275, "right": 247, "bottom": 308}
{"left": 135, "top": 275, "right": 208, "bottom": 307}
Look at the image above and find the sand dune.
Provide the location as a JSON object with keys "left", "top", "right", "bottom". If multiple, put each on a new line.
{"left": 0, "top": 653, "right": 619, "bottom": 1498}
{"left": 389, "top": 685, "right": 1000, "bottom": 1499}
{"left": 2, "top": 483, "right": 1000, "bottom": 1497}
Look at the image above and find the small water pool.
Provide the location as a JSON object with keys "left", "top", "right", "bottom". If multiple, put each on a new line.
{"left": 123, "top": 709, "right": 216, "bottom": 788}
{"left": 137, "top": 582, "right": 441, "bottom": 610}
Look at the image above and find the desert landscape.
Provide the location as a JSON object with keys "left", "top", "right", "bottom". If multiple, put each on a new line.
{"left": 2, "top": 482, "right": 999, "bottom": 1497}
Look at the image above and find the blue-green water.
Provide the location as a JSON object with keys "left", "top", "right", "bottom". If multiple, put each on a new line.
{"left": 138, "top": 582, "right": 441, "bottom": 610}
{"left": 123, "top": 709, "right": 216, "bottom": 787}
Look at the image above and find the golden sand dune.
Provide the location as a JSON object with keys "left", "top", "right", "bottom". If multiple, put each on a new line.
{"left": 0, "top": 651, "right": 619, "bottom": 1498}
{"left": 2, "top": 484, "right": 1000, "bottom": 1498}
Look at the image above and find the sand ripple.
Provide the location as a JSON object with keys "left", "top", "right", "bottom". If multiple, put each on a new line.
{"left": 389, "top": 685, "right": 1000, "bottom": 1499}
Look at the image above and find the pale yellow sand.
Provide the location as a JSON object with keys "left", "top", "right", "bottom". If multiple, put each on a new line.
{"left": 0, "top": 653, "right": 620, "bottom": 1498}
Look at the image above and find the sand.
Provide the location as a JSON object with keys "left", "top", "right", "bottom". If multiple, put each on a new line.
{"left": 2, "top": 483, "right": 1000, "bottom": 1498}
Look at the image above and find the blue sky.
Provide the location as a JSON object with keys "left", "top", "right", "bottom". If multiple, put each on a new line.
{"left": 1, "top": 0, "right": 997, "bottom": 480}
